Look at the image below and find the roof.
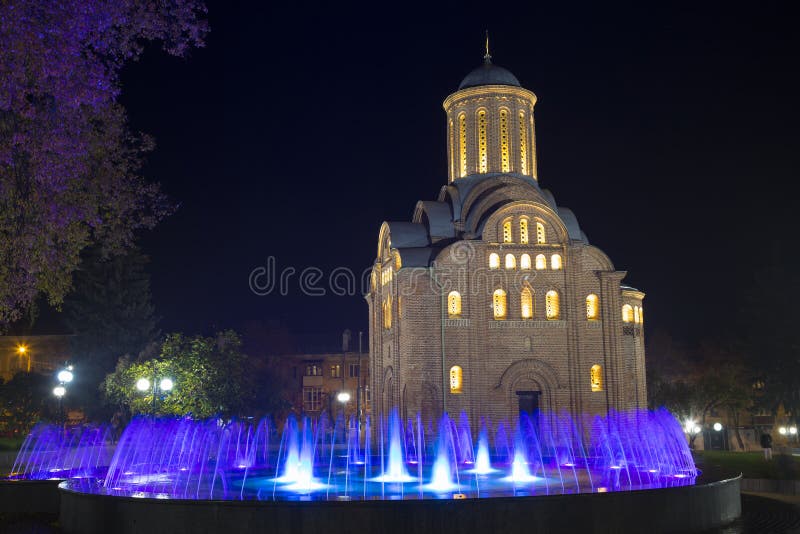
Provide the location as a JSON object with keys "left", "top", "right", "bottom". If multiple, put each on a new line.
{"left": 458, "top": 59, "right": 521, "bottom": 90}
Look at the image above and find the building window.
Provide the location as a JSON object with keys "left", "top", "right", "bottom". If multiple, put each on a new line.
{"left": 449, "top": 365, "right": 463, "bottom": 394}
{"left": 551, "top": 254, "right": 563, "bottom": 270}
{"left": 519, "top": 110, "right": 528, "bottom": 174}
{"left": 639, "top": 306, "right": 644, "bottom": 324}
{"left": 536, "top": 222, "right": 546, "bottom": 244}
{"left": 622, "top": 304, "right": 634, "bottom": 323}
{"left": 448, "top": 291, "right": 462, "bottom": 318}
{"left": 520, "top": 253, "right": 531, "bottom": 270}
{"left": 493, "top": 289, "right": 507, "bottom": 320}
{"left": 303, "top": 387, "right": 322, "bottom": 412}
{"left": 521, "top": 287, "right": 533, "bottom": 319}
{"left": 478, "top": 109, "right": 488, "bottom": 173}
{"left": 586, "top": 294, "right": 599, "bottom": 321}
{"left": 634, "top": 305, "right": 641, "bottom": 324}
{"left": 331, "top": 364, "right": 341, "bottom": 378}
{"left": 305, "top": 364, "right": 321, "bottom": 376}
{"left": 535, "top": 254, "right": 546, "bottom": 270}
{"left": 348, "top": 363, "right": 360, "bottom": 378}
{"left": 519, "top": 218, "right": 529, "bottom": 244}
{"left": 590, "top": 365, "right": 603, "bottom": 392}
{"left": 459, "top": 113, "right": 467, "bottom": 178}
{"left": 489, "top": 253, "right": 500, "bottom": 270}
{"left": 546, "top": 290, "right": 560, "bottom": 320}
{"left": 448, "top": 119, "right": 455, "bottom": 180}
{"left": 383, "top": 296, "right": 392, "bottom": 329}
{"left": 365, "top": 386, "right": 371, "bottom": 403}
{"left": 502, "top": 220, "right": 512, "bottom": 243}
{"left": 505, "top": 253, "right": 516, "bottom": 270}
{"left": 500, "top": 108, "right": 510, "bottom": 172}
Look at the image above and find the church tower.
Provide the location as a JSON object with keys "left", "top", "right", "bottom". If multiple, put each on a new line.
{"left": 367, "top": 48, "right": 647, "bottom": 430}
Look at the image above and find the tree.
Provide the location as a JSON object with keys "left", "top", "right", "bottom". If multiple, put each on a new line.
{"left": 63, "top": 246, "right": 159, "bottom": 418}
{"left": 0, "top": 0, "right": 207, "bottom": 326}
{"left": 0, "top": 372, "right": 53, "bottom": 435}
{"left": 102, "top": 331, "right": 254, "bottom": 418}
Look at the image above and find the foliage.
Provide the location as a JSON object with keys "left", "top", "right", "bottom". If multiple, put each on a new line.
{"left": 0, "top": 372, "right": 53, "bottom": 435}
{"left": 0, "top": 0, "right": 207, "bottom": 326}
{"left": 102, "top": 331, "right": 254, "bottom": 418}
{"left": 63, "top": 246, "right": 159, "bottom": 418}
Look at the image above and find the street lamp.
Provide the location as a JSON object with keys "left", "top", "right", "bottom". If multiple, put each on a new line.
{"left": 779, "top": 426, "right": 788, "bottom": 436}
{"left": 53, "top": 365, "right": 74, "bottom": 424}
{"left": 57, "top": 368, "right": 74, "bottom": 383}
{"left": 135, "top": 374, "right": 175, "bottom": 415}
{"left": 713, "top": 422, "right": 723, "bottom": 432}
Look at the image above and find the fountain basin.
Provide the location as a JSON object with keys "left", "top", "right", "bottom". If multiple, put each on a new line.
{"left": 59, "top": 472, "right": 741, "bottom": 534}
{"left": 0, "top": 478, "right": 63, "bottom": 518}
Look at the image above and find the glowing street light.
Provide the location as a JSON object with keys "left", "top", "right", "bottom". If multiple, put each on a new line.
{"left": 136, "top": 378, "right": 151, "bottom": 392}
{"left": 713, "top": 422, "right": 723, "bottom": 432}
{"left": 53, "top": 386, "right": 66, "bottom": 398}
{"left": 337, "top": 391, "right": 351, "bottom": 403}
{"left": 57, "top": 369, "right": 74, "bottom": 383}
{"left": 16, "top": 345, "right": 27, "bottom": 355}
{"left": 779, "top": 426, "right": 788, "bottom": 436}
{"left": 135, "top": 374, "right": 175, "bottom": 415}
{"left": 791, "top": 427, "right": 798, "bottom": 435}
{"left": 159, "top": 378, "right": 174, "bottom": 392}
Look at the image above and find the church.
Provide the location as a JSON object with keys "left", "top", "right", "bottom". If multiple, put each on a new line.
{"left": 367, "top": 50, "right": 647, "bottom": 428}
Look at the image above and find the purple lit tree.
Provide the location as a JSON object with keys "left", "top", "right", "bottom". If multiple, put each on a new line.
{"left": 0, "top": 1, "right": 207, "bottom": 325}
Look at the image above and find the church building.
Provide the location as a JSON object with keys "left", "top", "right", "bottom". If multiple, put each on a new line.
{"left": 367, "top": 51, "right": 646, "bottom": 428}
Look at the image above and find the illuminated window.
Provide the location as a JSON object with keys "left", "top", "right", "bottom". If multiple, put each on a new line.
{"left": 519, "top": 110, "right": 528, "bottom": 174}
{"left": 634, "top": 305, "right": 640, "bottom": 324}
{"left": 586, "top": 294, "right": 599, "bottom": 320}
{"left": 546, "top": 290, "right": 560, "bottom": 320}
{"left": 331, "top": 365, "right": 341, "bottom": 378}
{"left": 536, "top": 222, "right": 546, "bottom": 244}
{"left": 449, "top": 119, "right": 455, "bottom": 180}
{"left": 383, "top": 296, "right": 392, "bottom": 329}
{"left": 590, "top": 365, "right": 603, "bottom": 392}
{"left": 520, "top": 218, "right": 529, "bottom": 244}
{"left": 489, "top": 253, "right": 500, "bottom": 270}
{"left": 305, "top": 364, "right": 321, "bottom": 376}
{"left": 505, "top": 254, "right": 516, "bottom": 270}
{"left": 500, "top": 108, "right": 510, "bottom": 172}
{"left": 493, "top": 289, "right": 507, "bottom": 320}
{"left": 521, "top": 288, "right": 533, "bottom": 319}
{"left": 450, "top": 366, "right": 463, "bottom": 394}
{"left": 478, "top": 109, "right": 488, "bottom": 173}
{"left": 535, "top": 254, "right": 546, "bottom": 270}
{"left": 503, "top": 220, "right": 512, "bottom": 243}
{"left": 448, "top": 291, "right": 462, "bottom": 318}
{"left": 551, "top": 254, "right": 563, "bottom": 270}
{"left": 520, "top": 253, "right": 531, "bottom": 270}
{"left": 639, "top": 306, "right": 644, "bottom": 324}
{"left": 622, "top": 304, "right": 634, "bottom": 323}
{"left": 459, "top": 113, "right": 467, "bottom": 178}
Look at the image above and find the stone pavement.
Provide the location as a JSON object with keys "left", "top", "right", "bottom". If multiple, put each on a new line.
{"left": 705, "top": 493, "right": 800, "bottom": 534}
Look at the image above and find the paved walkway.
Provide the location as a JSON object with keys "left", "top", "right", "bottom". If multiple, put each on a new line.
{"left": 704, "top": 492, "right": 800, "bottom": 534}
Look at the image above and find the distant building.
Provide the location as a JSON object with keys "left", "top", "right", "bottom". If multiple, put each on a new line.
{"left": 0, "top": 335, "right": 72, "bottom": 382}
{"left": 274, "top": 351, "right": 370, "bottom": 419}
{"left": 367, "top": 52, "right": 647, "bottom": 429}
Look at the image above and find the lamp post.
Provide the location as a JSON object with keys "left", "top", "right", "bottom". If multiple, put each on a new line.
{"left": 136, "top": 375, "right": 174, "bottom": 415}
{"left": 337, "top": 391, "right": 350, "bottom": 421}
{"left": 53, "top": 365, "right": 74, "bottom": 424}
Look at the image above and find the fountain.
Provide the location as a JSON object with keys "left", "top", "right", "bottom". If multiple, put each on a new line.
{"left": 2, "top": 408, "right": 741, "bottom": 533}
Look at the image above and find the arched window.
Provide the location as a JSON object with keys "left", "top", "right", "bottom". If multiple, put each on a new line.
{"left": 519, "top": 218, "right": 529, "bottom": 244}
{"left": 383, "top": 296, "right": 392, "bottom": 329}
{"left": 449, "top": 366, "right": 463, "bottom": 394}
{"left": 493, "top": 289, "right": 507, "bottom": 320}
{"left": 502, "top": 220, "right": 512, "bottom": 243}
{"left": 458, "top": 113, "right": 467, "bottom": 178}
{"left": 477, "top": 109, "right": 488, "bottom": 173}
{"left": 535, "top": 254, "right": 546, "bottom": 270}
{"left": 551, "top": 254, "right": 563, "bottom": 270}
{"left": 519, "top": 110, "right": 528, "bottom": 174}
{"left": 520, "top": 253, "right": 531, "bottom": 270}
{"left": 546, "top": 290, "right": 560, "bottom": 320}
{"left": 505, "top": 253, "right": 516, "bottom": 270}
{"left": 448, "top": 291, "right": 462, "bottom": 318}
{"left": 448, "top": 119, "right": 455, "bottom": 180}
{"left": 590, "top": 365, "right": 603, "bottom": 392}
{"left": 634, "top": 305, "right": 640, "bottom": 324}
{"left": 521, "top": 288, "right": 533, "bottom": 319}
{"left": 489, "top": 253, "right": 500, "bottom": 270}
{"left": 500, "top": 108, "right": 510, "bottom": 172}
{"left": 639, "top": 306, "right": 644, "bottom": 324}
{"left": 586, "top": 294, "right": 599, "bottom": 320}
{"left": 536, "top": 222, "right": 546, "bottom": 244}
{"left": 622, "top": 304, "right": 634, "bottom": 323}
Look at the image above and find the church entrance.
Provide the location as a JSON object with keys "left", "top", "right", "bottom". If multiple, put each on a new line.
{"left": 517, "top": 390, "right": 541, "bottom": 437}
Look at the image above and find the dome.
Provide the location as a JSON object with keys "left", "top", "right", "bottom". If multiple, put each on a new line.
{"left": 458, "top": 59, "right": 521, "bottom": 90}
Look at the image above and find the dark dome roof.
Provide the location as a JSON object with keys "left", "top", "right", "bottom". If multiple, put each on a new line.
{"left": 458, "top": 60, "right": 521, "bottom": 90}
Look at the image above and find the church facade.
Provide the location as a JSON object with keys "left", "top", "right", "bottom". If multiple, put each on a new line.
{"left": 367, "top": 54, "right": 647, "bottom": 428}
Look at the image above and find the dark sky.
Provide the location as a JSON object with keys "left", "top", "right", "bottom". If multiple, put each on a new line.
{"left": 115, "top": 1, "right": 798, "bottom": 349}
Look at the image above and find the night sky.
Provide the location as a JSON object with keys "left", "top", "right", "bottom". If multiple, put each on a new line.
{"left": 113, "top": 2, "right": 798, "bottom": 350}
